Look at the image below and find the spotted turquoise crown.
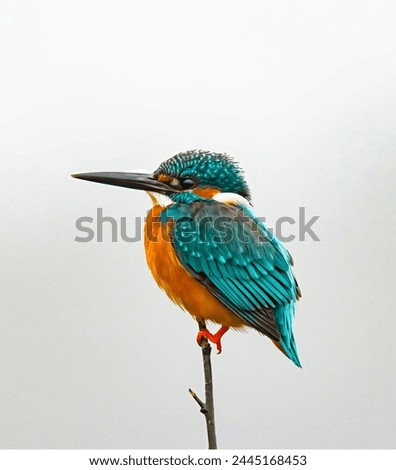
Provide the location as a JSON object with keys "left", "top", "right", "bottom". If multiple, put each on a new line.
{"left": 154, "top": 150, "right": 251, "bottom": 200}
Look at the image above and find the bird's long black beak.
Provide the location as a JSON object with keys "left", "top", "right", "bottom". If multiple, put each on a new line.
{"left": 71, "top": 172, "right": 173, "bottom": 195}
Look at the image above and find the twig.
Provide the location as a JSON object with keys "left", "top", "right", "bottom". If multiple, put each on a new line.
{"left": 188, "top": 388, "right": 206, "bottom": 411}
{"left": 189, "top": 321, "right": 218, "bottom": 449}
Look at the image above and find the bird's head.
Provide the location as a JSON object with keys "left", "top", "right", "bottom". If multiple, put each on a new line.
{"left": 72, "top": 150, "right": 251, "bottom": 205}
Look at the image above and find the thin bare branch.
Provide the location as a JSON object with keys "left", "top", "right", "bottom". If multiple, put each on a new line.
{"left": 189, "top": 320, "right": 218, "bottom": 449}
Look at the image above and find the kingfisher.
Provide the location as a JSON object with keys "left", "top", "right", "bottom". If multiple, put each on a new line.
{"left": 73, "top": 150, "right": 302, "bottom": 367}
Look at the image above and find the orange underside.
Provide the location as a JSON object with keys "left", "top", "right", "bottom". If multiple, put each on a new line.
{"left": 144, "top": 205, "right": 245, "bottom": 329}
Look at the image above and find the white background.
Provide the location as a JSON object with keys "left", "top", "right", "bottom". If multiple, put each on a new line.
{"left": 1, "top": 1, "right": 395, "bottom": 448}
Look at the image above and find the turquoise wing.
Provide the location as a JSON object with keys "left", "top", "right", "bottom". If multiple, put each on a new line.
{"left": 163, "top": 199, "right": 301, "bottom": 367}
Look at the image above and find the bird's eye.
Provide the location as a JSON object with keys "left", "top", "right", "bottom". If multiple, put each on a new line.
{"left": 181, "top": 178, "right": 195, "bottom": 189}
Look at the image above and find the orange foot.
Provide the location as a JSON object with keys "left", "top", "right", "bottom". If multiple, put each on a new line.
{"left": 196, "top": 325, "right": 229, "bottom": 354}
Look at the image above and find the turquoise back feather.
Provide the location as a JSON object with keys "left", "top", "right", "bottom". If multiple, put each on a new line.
{"left": 162, "top": 197, "right": 302, "bottom": 367}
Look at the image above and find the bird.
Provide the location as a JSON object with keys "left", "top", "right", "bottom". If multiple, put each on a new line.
{"left": 72, "top": 150, "right": 302, "bottom": 367}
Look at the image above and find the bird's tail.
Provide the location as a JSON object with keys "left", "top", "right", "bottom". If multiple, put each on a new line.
{"left": 272, "top": 336, "right": 301, "bottom": 368}
{"left": 273, "top": 303, "right": 302, "bottom": 368}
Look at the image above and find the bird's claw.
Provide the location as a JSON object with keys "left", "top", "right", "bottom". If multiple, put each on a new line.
{"left": 196, "top": 329, "right": 222, "bottom": 353}
{"left": 196, "top": 326, "right": 229, "bottom": 354}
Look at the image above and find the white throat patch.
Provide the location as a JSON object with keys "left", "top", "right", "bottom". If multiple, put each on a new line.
{"left": 147, "top": 191, "right": 174, "bottom": 207}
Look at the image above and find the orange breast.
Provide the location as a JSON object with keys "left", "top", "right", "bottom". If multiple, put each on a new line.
{"left": 144, "top": 205, "right": 245, "bottom": 328}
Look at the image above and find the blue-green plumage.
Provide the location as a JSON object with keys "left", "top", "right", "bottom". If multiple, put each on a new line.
{"left": 155, "top": 150, "right": 251, "bottom": 200}
{"left": 162, "top": 193, "right": 302, "bottom": 367}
